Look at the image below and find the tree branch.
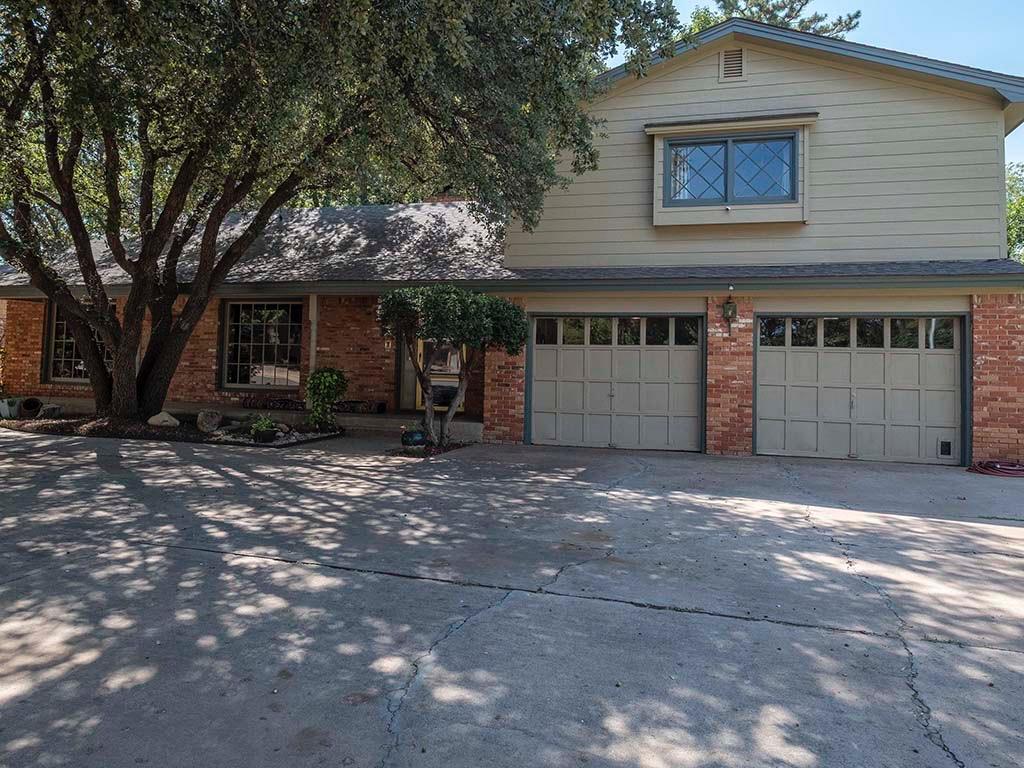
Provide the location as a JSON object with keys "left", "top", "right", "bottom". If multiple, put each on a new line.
{"left": 137, "top": 112, "right": 155, "bottom": 236}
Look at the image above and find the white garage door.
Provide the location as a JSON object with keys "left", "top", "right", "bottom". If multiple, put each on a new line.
{"left": 756, "top": 316, "right": 962, "bottom": 464}
{"left": 530, "top": 316, "right": 703, "bottom": 450}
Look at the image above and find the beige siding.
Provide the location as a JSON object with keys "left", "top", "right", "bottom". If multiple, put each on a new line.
{"left": 506, "top": 41, "right": 1007, "bottom": 268}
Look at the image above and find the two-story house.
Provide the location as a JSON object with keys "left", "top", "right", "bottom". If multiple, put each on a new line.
{"left": 2, "top": 19, "right": 1023, "bottom": 464}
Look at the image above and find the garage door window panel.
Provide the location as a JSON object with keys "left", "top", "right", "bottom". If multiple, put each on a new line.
{"left": 674, "top": 317, "right": 700, "bottom": 346}
{"left": 759, "top": 317, "right": 786, "bottom": 347}
{"left": 535, "top": 318, "right": 558, "bottom": 345}
{"left": 824, "top": 318, "right": 851, "bottom": 348}
{"left": 890, "top": 319, "right": 920, "bottom": 349}
{"left": 925, "top": 318, "right": 955, "bottom": 349}
{"left": 791, "top": 317, "right": 818, "bottom": 347}
{"left": 563, "top": 318, "right": 585, "bottom": 345}
{"left": 645, "top": 317, "right": 670, "bottom": 345}
{"left": 856, "top": 318, "right": 884, "bottom": 349}
{"left": 617, "top": 318, "right": 641, "bottom": 346}
{"left": 589, "top": 317, "right": 612, "bottom": 345}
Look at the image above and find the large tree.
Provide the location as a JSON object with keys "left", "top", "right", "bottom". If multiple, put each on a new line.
{"left": 0, "top": 0, "right": 679, "bottom": 420}
{"left": 688, "top": 0, "right": 861, "bottom": 38}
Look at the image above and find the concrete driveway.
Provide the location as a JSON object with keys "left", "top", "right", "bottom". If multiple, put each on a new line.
{"left": 1, "top": 430, "right": 1022, "bottom": 768}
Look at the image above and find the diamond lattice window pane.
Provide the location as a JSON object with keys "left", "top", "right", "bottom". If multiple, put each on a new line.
{"left": 733, "top": 138, "right": 793, "bottom": 199}
{"left": 670, "top": 142, "right": 726, "bottom": 201}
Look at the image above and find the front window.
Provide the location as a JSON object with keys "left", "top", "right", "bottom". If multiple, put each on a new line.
{"left": 666, "top": 133, "right": 796, "bottom": 206}
{"left": 47, "top": 303, "right": 114, "bottom": 382}
{"left": 224, "top": 302, "right": 303, "bottom": 388}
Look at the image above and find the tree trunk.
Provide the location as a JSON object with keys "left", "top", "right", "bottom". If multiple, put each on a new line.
{"left": 438, "top": 348, "right": 476, "bottom": 447}
{"left": 402, "top": 336, "right": 440, "bottom": 445}
{"left": 136, "top": 316, "right": 201, "bottom": 418}
{"left": 421, "top": 380, "right": 438, "bottom": 445}
{"left": 64, "top": 314, "right": 113, "bottom": 415}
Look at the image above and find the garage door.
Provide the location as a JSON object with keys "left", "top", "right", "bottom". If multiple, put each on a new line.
{"left": 756, "top": 316, "right": 962, "bottom": 464}
{"left": 530, "top": 316, "right": 703, "bottom": 450}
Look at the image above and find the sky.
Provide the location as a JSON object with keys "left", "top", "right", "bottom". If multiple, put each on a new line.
{"left": 629, "top": 0, "right": 1024, "bottom": 163}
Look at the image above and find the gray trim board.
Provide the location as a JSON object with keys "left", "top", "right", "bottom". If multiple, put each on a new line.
{"left": 645, "top": 111, "right": 819, "bottom": 130}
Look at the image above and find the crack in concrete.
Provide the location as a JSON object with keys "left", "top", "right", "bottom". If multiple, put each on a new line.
{"left": 377, "top": 590, "right": 514, "bottom": 768}
{"left": 131, "top": 539, "right": 892, "bottom": 638}
{"left": 777, "top": 460, "right": 967, "bottom": 768}
{"left": 538, "top": 549, "right": 615, "bottom": 593}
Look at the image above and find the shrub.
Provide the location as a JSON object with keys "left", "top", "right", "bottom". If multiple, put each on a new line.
{"left": 306, "top": 367, "right": 349, "bottom": 431}
{"left": 250, "top": 414, "right": 277, "bottom": 437}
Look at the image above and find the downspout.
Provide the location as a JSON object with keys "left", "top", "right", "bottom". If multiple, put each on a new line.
{"left": 308, "top": 294, "right": 318, "bottom": 373}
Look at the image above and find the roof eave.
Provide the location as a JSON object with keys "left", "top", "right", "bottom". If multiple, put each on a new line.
{"left": 3, "top": 271, "right": 1023, "bottom": 300}
{"left": 597, "top": 19, "right": 1024, "bottom": 107}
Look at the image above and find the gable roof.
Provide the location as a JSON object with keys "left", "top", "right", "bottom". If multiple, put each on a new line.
{"left": 599, "top": 18, "right": 1024, "bottom": 112}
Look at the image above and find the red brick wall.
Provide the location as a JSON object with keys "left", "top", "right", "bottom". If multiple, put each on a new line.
{"left": 2, "top": 295, "right": 397, "bottom": 413}
{"left": 162, "top": 297, "right": 312, "bottom": 408}
{"left": 314, "top": 296, "right": 396, "bottom": 410}
{"left": 972, "top": 293, "right": 1024, "bottom": 462}
{"left": 1, "top": 298, "right": 133, "bottom": 400}
{"left": 482, "top": 345, "right": 525, "bottom": 443}
{"left": 705, "top": 296, "right": 754, "bottom": 456}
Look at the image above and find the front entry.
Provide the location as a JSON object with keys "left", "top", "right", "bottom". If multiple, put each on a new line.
{"left": 529, "top": 315, "right": 704, "bottom": 450}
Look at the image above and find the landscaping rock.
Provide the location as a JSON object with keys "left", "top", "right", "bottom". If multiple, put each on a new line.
{"left": 196, "top": 410, "right": 223, "bottom": 433}
{"left": 147, "top": 411, "right": 180, "bottom": 428}
{"left": 36, "top": 404, "right": 64, "bottom": 419}
{"left": 276, "top": 422, "right": 291, "bottom": 433}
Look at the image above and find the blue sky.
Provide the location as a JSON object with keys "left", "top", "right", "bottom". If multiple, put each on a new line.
{"left": 644, "top": 0, "right": 1024, "bottom": 162}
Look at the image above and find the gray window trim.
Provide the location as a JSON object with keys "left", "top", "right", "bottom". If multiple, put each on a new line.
{"left": 221, "top": 299, "right": 304, "bottom": 390}
{"left": 663, "top": 131, "right": 798, "bottom": 208}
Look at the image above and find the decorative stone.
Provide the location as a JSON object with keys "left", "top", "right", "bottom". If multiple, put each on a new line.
{"left": 196, "top": 410, "right": 223, "bottom": 433}
{"left": 276, "top": 423, "right": 291, "bottom": 433}
{"left": 147, "top": 411, "right": 180, "bottom": 428}
{"left": 36, "top": 404, "right": 64, "bottom": 419}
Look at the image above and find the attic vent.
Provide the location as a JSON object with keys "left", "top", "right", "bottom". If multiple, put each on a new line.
{"left": 720, "top": 48, "right": 746, "bottom": 81}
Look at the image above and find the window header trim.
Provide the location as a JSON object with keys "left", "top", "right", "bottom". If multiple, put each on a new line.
{"left": 644, "top": 112, "right": 818, "bottom": 137}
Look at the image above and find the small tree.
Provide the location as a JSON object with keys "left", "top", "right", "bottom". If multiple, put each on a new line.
{"left": 379, "top": 285, "right": 528, "bottom": 447}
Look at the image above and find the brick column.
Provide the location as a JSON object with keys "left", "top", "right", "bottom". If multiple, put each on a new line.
{"left": 482, "top": 346, "right": 526, "bottom": 443}
{"left": 705, "top": 296, "right": 755, "bottom": 456}
{"left": 972, "top": 293, "right": 1024, "bottom": 462}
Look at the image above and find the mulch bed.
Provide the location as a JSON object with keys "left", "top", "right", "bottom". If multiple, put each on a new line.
{"left": 386, "top": 442, "right": 467, "bottom": 458}
{"left": 0, "top": 416, "right": 345, "bottom": 449}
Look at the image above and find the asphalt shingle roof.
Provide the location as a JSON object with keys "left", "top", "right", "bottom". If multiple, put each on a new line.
{"left": 1, "top": 202, "right": 1023, "bottom": 292}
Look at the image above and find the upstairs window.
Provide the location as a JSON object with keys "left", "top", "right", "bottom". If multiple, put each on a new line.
{"left": 47, "top": 303, "right": 114, "bottom": 382}
{"left": 665, "top": 133, "right": 796, "bottom": 207}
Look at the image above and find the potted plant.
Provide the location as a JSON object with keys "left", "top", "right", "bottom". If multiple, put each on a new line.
{"left": 250, "top": 414, "right": 278, "bottom": 443}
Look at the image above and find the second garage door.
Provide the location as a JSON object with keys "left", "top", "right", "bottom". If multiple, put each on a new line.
{"left": 530, "top": 316, "right": 703, "bottom": 450}
{"left": 756, "top": 315, "right": 962, "bottom": 464}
